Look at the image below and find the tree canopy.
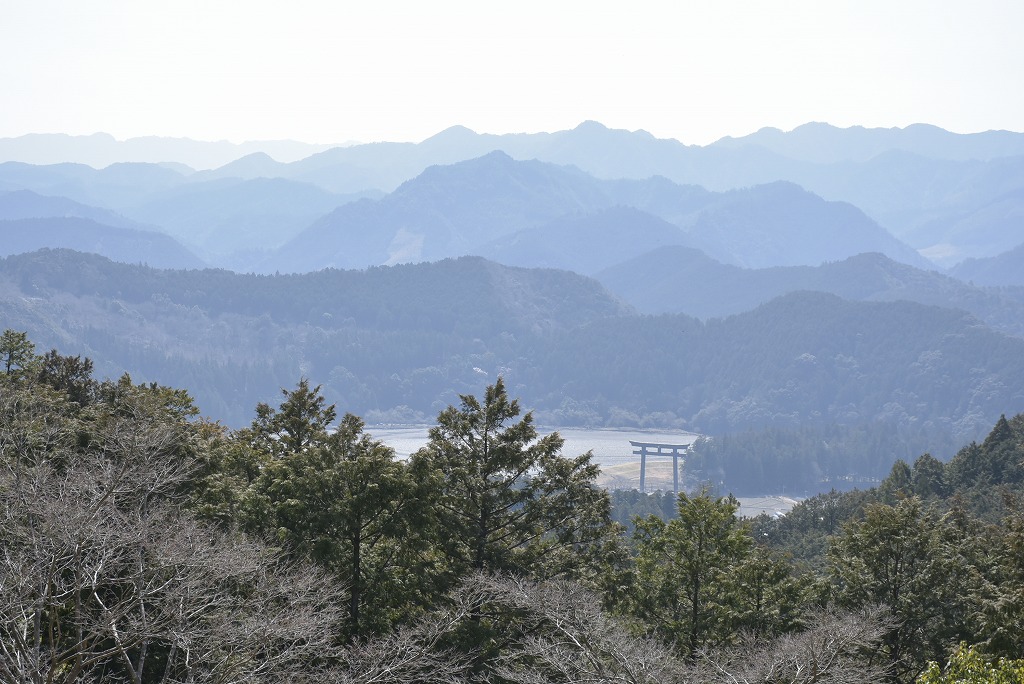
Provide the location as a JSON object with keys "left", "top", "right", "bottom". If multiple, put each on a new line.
{"left": 4, "top": 328, "right": 1024, "bottom": 683}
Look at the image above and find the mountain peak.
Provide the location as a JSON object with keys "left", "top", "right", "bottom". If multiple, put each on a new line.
{"left": 449, "top": 149, "right": 515, "bottom": 168}
{"left": 421, "top": 125, "right": 479, "bottom": 145}
{"left": 186, "top": 150, "right": 291, "bottom": 182}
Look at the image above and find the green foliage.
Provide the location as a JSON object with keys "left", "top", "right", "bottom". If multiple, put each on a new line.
{"left": 0, "top": 372, "right": 79, "bottom": 470}
{"left": 187, "top": 421, "right": 261, "bottom": 526}
{"left": 918, "top": 643, "right": 1024, "bottom": 684}
{"left": 829, "top": 498, "right": 978, "bottom": 680}
{"left": 610, "top": 488, "right": 677, "bottom": 534}
{"left": 751, "top": 488, "right": 873, "bottom": 573}
{"left": 249, "top": 377, "right": 336, "bottom": 457}
{"left": 412, "top": 377, "right": 615, "bottom": 581}
{"left": 37, "top": 348, "right": 96, "bottom": 405}
{"left": 944, "top": 414, "right": 1024, "bottom": 520}
{"left": 11, "top": 329, "right": 1024, "bottom": 684}
{"left": 911, "top": 452, "right": 949, "bottom": 499}
{"left": 631, "top": 491, "right": 805, "bottom": 656}
{"left": 237, "top": 380, "right": 431, "bottom": 640}
{"left": 732, "top": 545, "right": 811, "bottom": 637}
{"left": 0, "top": 338, "right": 341, "bottom": 683}
{"left": 0, "top": 328, "right": 39, "bottom": 381}
{"left": 878, "top": 458, "right": 914, "bottom": 503}
{"left": 975, "top": 505, "right": 1024, "bottom": 658}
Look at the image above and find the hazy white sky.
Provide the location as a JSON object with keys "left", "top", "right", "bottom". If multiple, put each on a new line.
{"left": 2, "top": 0, "right": 1022, "bottom": 145}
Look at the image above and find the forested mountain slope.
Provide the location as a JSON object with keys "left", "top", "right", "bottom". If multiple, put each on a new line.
{"left": 0, "top": 249, "right": 630, "bottom": 424}
{"left": 8, "top": 334, "right": 1024, "bottom": 681}
{"left": 522, "top": 291, "right": 1024, "bottom": 440}
{"left": 596, "top": 249, "right": 1024, "bottom": 337}
{"left": 2, "top": 249, "right": 1021, "bottom": 455}
{"left": 948, "top": 241, "right": 1024, "bottom": 287}
{"left": 0, "top": 217, "right": 203, "bottom": 269}
{"left": 0, "top": 188, "right": 142, "bottom": 228}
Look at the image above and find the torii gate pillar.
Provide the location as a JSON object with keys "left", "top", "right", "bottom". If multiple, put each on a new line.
{"left": 630, "top": 441, "right": 690, "bottom": 494}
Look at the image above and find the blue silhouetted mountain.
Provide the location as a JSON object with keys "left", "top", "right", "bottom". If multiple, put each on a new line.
{"left": 120, "top": 177, "right": 377, "bottom": 268}
{"left": 595, "top": 249, "right": 1024, "bottom": 337}
{"left": 0, "top": 189, "right": 204, "bottom": 268}
{"left": 791, "top": 152, "right": 1024, "bottom": 265}
{"left": 191, "top": 151, "right": 289, "bottom": 181}
{"left": 0, "top": 132, "right": 333, "bottom": 169}
{"left": 710, "top": 122, "right": 1024, "bottom": 163}
{"left": 266, "top": 151, "right": 614, "bottom": 272}
{"left": 266, "top": 154, "right": 924, "bottom": 274}
{"left": 477, "top": 206, "right": 697, "bottom": 274}
{"left": 949, "top": 242, "right": 1024, "bottom": 287}
{"left": 684, "top": 181, "right": 931, "bottom": 269}
{"left": 6, "top": 122, "right": 1024, "bottom": 270}
{"left": 0, "top": 160, "right": 187, "bottom": 208}
{"left": 0, "top": 218, "right": 203, "bottom": 269}
{"left": 0, "top": 189, "right": 142, "bottom": 229}
{"left": 904, "top": 186, "right": 1024, "bottom": 265}
{"left": 262, "top": 123, "right": 1024, "bottom": 268}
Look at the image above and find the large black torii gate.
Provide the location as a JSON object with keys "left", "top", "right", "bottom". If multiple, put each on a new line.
{"left": 629, "top": 440, "right": 690, "bottom": 494}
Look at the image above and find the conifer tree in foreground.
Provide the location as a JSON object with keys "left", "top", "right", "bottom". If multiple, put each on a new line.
{"left": 412, "top": 377, "right": 615, "bottom": 582}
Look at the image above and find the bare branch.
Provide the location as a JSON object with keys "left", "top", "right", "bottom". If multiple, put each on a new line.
{"left": 694, "top": 605, "right": 894, "bottom": 684}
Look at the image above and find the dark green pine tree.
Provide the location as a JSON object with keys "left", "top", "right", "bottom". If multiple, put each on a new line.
{"left": 410, "top": 378, "right": 617, "bottom": 675}
{"left": 632, "top": 492, "right": 754, "bottom": 657}
{"left": 411, "top": 377, "right": 615, "bottom": 583}
{"left": 0, "top": 329, "right": 39, "bottom": 382}
{"left": 944, "top": 414, "right": 1024, "bottom": 520}
{"left": 240, "top": 380, "right": 430, "bottom": 640}
{"left": 828, "top": 497, "right": 975, "bottom": 681}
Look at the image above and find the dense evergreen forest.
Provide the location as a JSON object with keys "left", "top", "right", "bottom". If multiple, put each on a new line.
{"left": 4, "top": 248, "right": 1024, "bottom": 499}
{"left": 3, "top": 329, "right": 1024, "bottom": 683}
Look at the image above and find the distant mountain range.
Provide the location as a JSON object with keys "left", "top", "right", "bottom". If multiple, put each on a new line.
{"left": 6, "top": 121, "right": 1023, "bottom": 171}
{"left": 595, "top": 250, "right": 1024, "bottom": 337}
{"left": 261, "top": 153, "right": 929, "bottom": 274}
{"left": 0, "top": 218, "right": 203, "bottom": 270}
{"left": 949, "top": 242, "right": 1024, "bottom": 287}
{"left": 118, "top": 178, "right": 379, "bottom": 268}
{"left": 3, "top": 121, "right": 1023, "bottom": 269}
{"left": 4, "top": 122, "right": 1023, "bottom": 493}
{"left": 709, "top": 121, "right": 1024, "bottom": 163}
{"left": 0, "top": 149, "right": 932, "bottom": 274}
{"left": 0, "top": 132, "right": 341, "bottom": 169}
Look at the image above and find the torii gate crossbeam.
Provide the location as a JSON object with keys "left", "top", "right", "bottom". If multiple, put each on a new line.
{"left": 629, "top": 441, "right": 690, "bottom": 494}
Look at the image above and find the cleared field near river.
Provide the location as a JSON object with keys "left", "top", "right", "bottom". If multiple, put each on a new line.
{"left": 370, "top": 425, "right": 701, "bottom": 490}
{"left": 371, "top": 425, "right": 799, "bottom": 515}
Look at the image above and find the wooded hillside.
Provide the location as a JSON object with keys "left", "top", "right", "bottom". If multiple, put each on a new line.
{"left": 3, "top": 329, "right": 1023, "bottom": 682}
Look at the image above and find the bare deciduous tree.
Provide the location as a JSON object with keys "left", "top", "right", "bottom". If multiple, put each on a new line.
{"left": 337, "top": 609, "right": 474, "bottom": 684}
{"left": 438, "top": 574, "right": 892, "bottom": 684}
{"left": 694, "top": 605, "right": 894, "bottom": 684}
{"left": 458, "top": 573, "right": 689, "bottom": 684}
{"left": 0, "top": 381, "right": 346, "bottom": 684}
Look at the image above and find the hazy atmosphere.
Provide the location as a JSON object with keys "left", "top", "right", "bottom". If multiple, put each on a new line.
{"left": 3, "top": 1, "right": 1023, "bottom": 145}
{"left": 4, "top": 3, "right": 1024, "bottom": 682}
